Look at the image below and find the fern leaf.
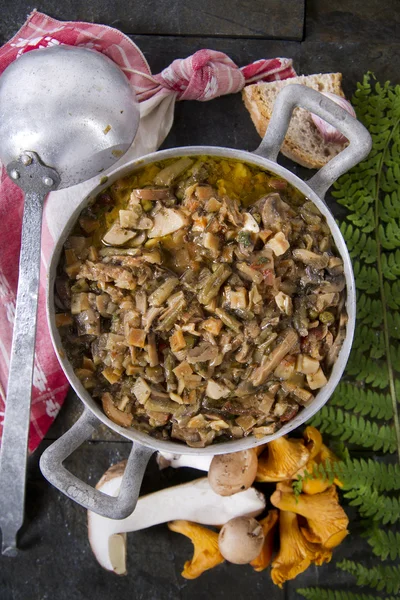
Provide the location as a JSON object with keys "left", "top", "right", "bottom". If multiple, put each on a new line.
{"left": 297, "top": 457, "right": 400, "bottom": 493}
{"left": 308, "top": 407, "right": 397, "bottom": 452}
{"left": 387, "top": 311, "right": 400, "bottom": 339}
{"left": 346, "top": 352, "right": 389, "bottom": 388}
{"left": 352, "top": 262, "right": 380, "bottom": 294}
{"left": 384, "top": 280, "right": 400, "bottom": 309}
{"left": 356, "top": 293, "right": 383, "bottom": 327}
{"left": 352, "top": 326, "right": 385, "bottom": 359}
{"left": 343, "top": 486, "right": 400, "bottom": 524}
{"left": 379, "top": 221, "right": 400, "bottom": 250}
{"left": 380, "top": 190, "right": 400, "bottom": 221}
{"left": 330, "top": 382, "right": 393, "bottom": 420}
{"left": 381, "top": 249, "right": 400, "bottom": 280}
{"left": 341, "top": 222, "right": 378, "bottom": 263}
{"left": 366, "top": 528, "right": 400, "bottom": 560}
{"left": 337, "top": 559, "right": 400, "bottom": 594}
{"left": 297, "top": 588, "right": 397, "bottom": 600}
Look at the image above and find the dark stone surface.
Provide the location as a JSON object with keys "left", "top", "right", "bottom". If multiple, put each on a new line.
{"left": 1, "top": 1, "right": 399, "bottom": 598}
{"left": 0, "top": 0, "right": 305, "bottom": 43}
{"left": 305, "top": 0, "right": 400, "bottom": 42}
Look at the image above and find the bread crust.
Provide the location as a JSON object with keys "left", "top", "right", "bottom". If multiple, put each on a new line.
{"left": 242, "top": 73, "right": 348, "bottom": 169}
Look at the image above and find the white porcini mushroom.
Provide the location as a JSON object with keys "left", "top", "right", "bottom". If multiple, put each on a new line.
{"left": 208, "top": 449, "right": 259, "bottom": 496}
{"left": 218, "top": 516, "right": 265, "bottom": 564}
{"left": 156, "top": 452, "right": 212, "bottom": 471}
{"left": 88, "top": 461, "right": 266, "bottom": 575}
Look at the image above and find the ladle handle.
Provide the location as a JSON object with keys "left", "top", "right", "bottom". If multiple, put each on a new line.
{"left": 40, "top": 409, "right": 154, "bottom": 519}
{"left": 253, "top": 84, "right": 372, "bottom": 199}
{"left": 0, "top": 189, "right": 45, "bottom": 556}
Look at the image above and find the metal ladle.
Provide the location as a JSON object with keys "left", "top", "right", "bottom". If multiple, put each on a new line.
{"left": 0, "top": 45, "right": 140, "bottom": 556}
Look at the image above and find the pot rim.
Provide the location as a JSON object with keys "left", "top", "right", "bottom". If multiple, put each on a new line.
{"left": 47, "top": 145, "right": 355, "bottom": 455}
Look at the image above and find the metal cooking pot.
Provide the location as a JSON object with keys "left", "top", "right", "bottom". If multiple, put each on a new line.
{"left": 40, "top": 85, "right": 371, "bottom": 520}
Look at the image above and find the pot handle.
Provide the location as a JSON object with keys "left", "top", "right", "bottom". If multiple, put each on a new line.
{"left": 253, "top": 84, "right": 372, "bottom": 199}
{"left": 39, "top": 408, "right": 154, "bottom": 520}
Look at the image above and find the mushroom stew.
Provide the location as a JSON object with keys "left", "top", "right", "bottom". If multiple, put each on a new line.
{"left": 55, "top": 155, "right": 347, "bottom": 447}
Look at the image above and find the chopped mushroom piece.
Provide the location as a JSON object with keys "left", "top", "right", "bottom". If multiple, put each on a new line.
{"left": 102, "top": 393, "right": 133, "bottom": 427}
{"left": 251, "top": 329, "right": 299, "bottom": 386}
{"left": 266, "top": 232, "right": 290, "bottom": 256}
{"left": 274, "top": 291, "right": 293, "bottom": 316}
{"left": 132, "top": 377, "right": 151, "bottom": 404}
{"left": 103, "top": 222, "right": 136, "bottom": 246}
{"left": 206, "top": 379, "right": 231, "bottom": 400}
{"left": 296, "top": 354, "right": 320, "bottom": 375}
{"left": 242, "top": 212, "right": 260, "bottom": 233}
{"left": 148, "top": 208, "right": 188, "bottom": 239}
{"left": 153, "top": 157, "right": 194, "bottom": 186}
{"left": 307, "top": 367, "right": 328, "bottom": 390}
{"left": 271, "top": 510, "right": 331, "bottom": 587}
{"left": 168, "top": 521, "right": 224, "bottom": 579}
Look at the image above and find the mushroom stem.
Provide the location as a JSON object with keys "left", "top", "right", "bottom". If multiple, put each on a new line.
{"left": 156, "top": 451, "right": 212, "bottom": 472}
{"left": 88, "top": 462, "right": 266, "bottom": 575}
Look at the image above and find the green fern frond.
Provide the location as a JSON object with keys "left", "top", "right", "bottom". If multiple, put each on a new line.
{"left": 379, "top": 221, "right": 400, "bottom": 250}
{"left": 297, "top": 72, "right": 400, "bottom": 600}
{"left": 297, "top": 588, "right": 397, "bottom": 600}
{"left": 343, "top": 486, "right": 400, "bottom": 524}
{"left": 340, "top": 222, "right": 377, "bottom": 263}
{"left": 366, "top": 529, "right": 400, "bottom": 560}
{"left": 337, "top": 559, "right": 400, "bottom": 594}
{"left": 296, "top": 458, "right": 400, "bottom": 493}
{"left": 308, "top": 407, "right": 396, "bottom": 452}
{"left": 346, "top": 352, "right": 389, "bottom": 388}
{"left": 384, "top": 281, "right": 400, "bottom": 309}
{"left": 381, "top": 249, "right": 400, "bottom": 280}
{"left": 380, "top": 191, "right": 400, "bottom": 221}
{"left": 386, "top": 311, "right": 400, "bottom": 339}
{"left": 330, "top": 382, "right": 393, "bottom": 420}
{"left": 356, "top": 294, "right": 383, "bottom": 327}
{"left": 391, "top": 344, "right": 400, "bottom": 370}
{"left": 352, "top": 326, "right": 385, "bottom": 359}
{"left": 352, "top": 262, "right": 379, "bottom": 294}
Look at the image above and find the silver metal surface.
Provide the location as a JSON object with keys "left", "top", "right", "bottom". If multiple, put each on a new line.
{"left": 0, "top": 46, "right": 140, "bottom": 188}
{"left": 0, "top": 153, "right": 60, "bottom": 556}
{"left": 40, "top": 409, "right": 154, "bottom": 519}
{"left": 0, "top": 46, "right": 140, "bottom": 553}
{"left": 40, "top": 86, "right": 371, "bottom": 520}
{"left": 254, "top": 84, "right": 372, "bottom": 199}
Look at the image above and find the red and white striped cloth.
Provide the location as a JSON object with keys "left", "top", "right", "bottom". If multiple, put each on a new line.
{"left": 0, "top": 10, "right": 296, "bottom": 451}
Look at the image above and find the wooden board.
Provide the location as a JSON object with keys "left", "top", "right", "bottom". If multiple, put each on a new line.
{"left": 306, "top": 0, "right": 400, "bottom": 42}
{"left": 0, "top": 0, "right": 305, "bottom": 45}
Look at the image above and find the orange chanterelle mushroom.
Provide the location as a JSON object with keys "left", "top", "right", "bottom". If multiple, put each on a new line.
{"left": 271, "top": 510, "right": 331, "bottom": 587}
{"left": 250, "top": 509, "right": 279, "bottom": 572}
{"left": 271, "top": 485, "right": 349, "bottom": 549}
{"left": 168, "top": 520, "right": 224, "bottom": 579}
{"left": 256, "top": 436, "right": 310, "bottom": 482}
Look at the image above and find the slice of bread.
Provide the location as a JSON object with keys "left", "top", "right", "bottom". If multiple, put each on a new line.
{"left": 242, "top": 73, "right": 348, "bottom": 169}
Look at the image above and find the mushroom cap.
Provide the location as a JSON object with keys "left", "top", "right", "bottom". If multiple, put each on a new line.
{"left": 208, "top": 449, "right": 258, "bottom": 496}
{"left": 218, "top": 516, "right": 265, "bottom": 564}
